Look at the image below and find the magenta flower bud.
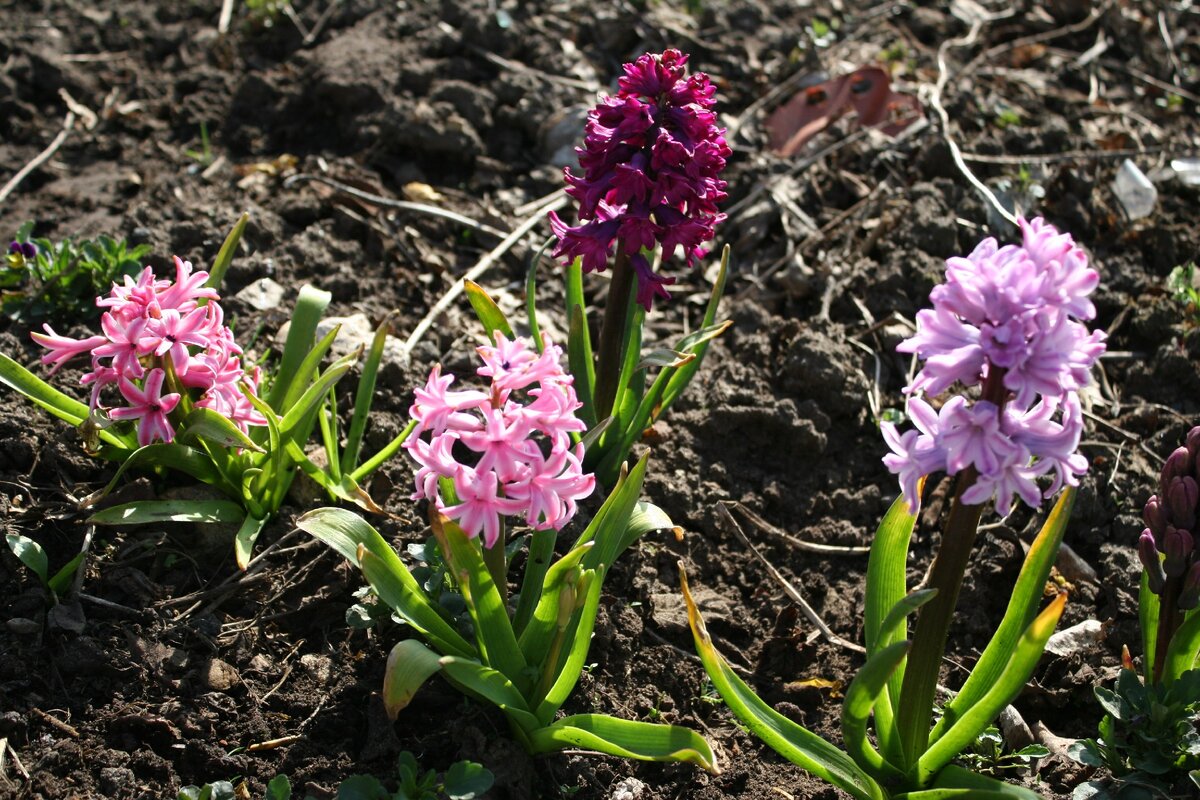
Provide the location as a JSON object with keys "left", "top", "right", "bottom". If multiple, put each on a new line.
{"left": 1186, "top": 426, "right": 1200, "bottom": 462}
{"left": 1143, "top": 495, "right": 1168, "bottom": 539}
{"left": 1160, "top": 447, "right": 1193, "bottom": 500}
{"left": 1163, "top": 526, "right": 1194, "bottom": 577}
{"left": 1166, "top": 476, "right": 1198, "bottom": 531}
{"left": 1138, "top": 530, "right": 1166, "bottom": 594}
{"left": 1180, "top": 561, "right": 1200, "bottom": 610}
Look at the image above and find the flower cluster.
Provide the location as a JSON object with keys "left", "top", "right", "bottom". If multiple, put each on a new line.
{"left": 1139, "top": 428, "right": 1200, "bottom": 608}
{"left": 882, "top": 217, "right": 1108, "bottom": 514}
{"left": 32, "top": 256, "right": 265, "bottom": 446}
{"left": 548, "top": 49, "right": 731, "bottom": 310}
{"left": 404, "top": 333, "right": 596, "bottom": 547}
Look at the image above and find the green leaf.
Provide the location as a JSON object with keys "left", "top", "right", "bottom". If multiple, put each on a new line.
{"left": 877, "top": 589, "right": 937, "bottom": 650}
{"left": 636, "top": 348, "right": 696, "bottom": 370}
{"left": 266, "top": 284, "right": 331, "bottom": 412}
{"left": 265, "top": 774, "right": 292, "bottom": 800}
{"left": 349, "top": 418, "right": 417, "bottom": 483}
{"left": 83, "top": 443, "right": 230, "bottom": 504}
{"left": 278, "top": 323, "right": 344, "bottom": 419}
{"left": 513, "top": 528, "right": 558, "bottom": 638}
{"left": 1162, "top": 605, "right": 1200, "bottom": 685}
{"left": 334, "top": 774, "right": 387, "bottom": 800}
{"left": 1139, "top": 570, "right": 1160, "bottom": 684}
{"left": 464, "top": 279, "right": 514, "bottom": 339}
{"left": 203, "top": 212, "right": 249, "bottom": 296}
{"left": 516, "top": 541, "right": 593, "bottom": 670}
{"left": 90, "top": 499, "right": 245, "bottom": 526}
{"left": 931, "top": 488, "right": 1075, "bottom": 744}
{"left": 437, "top": 656, "right": 540, "bottom": 733}
{"left": 841, "top": 639, "right": 910, "bottom": 782}
{"left": 177, "top": 407, "right": 264, "bottom": 452}
{"left": 526, "top": 238, "right": 554, "bottom": 353}
{"left": 682, "top": 566, "right": 884, "bottom": 799}
{"left": 296, "top": 508, "right": 476, "bottom": 659}
{"left": 6, "top": 533, "right": 49, "bottom": 585}
{"left": 277, "top": 350, "right": 358, "bottom": 444}
{"left": 659, "top": 243, "right": 730, "bottom": 413}
{"left": 234, "top": 514, "right": 268, "bottom": 570}
{"left": 341, "top": 314, "right": 392, "bottom": 475}
{"left": 924, "top": 764, "right": 1043, "bottom": 799}
{"left": 432, "top": 517, "right": 528, "bottom": 685}
{"left": 528, "top": 713, "right": 716, "bottom": 773}
{"left": 48, "top": 551, "right": 86, "bottom": 595}
{"left": 382, "top": 639, "right": 443, "bottom": 719}
{"left": 864, "top": 491, "right": 919, "bottom": 761}
{"left": 567, "top": 302, "right": 596, "bottom": 428}
{"left": 918, "top": 593, "right": 1068, "bottom": 782}
{"left": 443, "top": 760, "right": 495, "bottom": 800}
{"left": 575, "top": 454, "right": 651, "bottom": 574}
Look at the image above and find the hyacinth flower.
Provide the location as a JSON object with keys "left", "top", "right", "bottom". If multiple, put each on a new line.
{"left": 298, "top": 335, "right": 715, "bottom": 771}
{"left": 683, "top": 218, "right": 1107, "bottom": 799}
{"left": 0, "top": 215, "right": 416, "bottom": 567}
{"left": 1136, "top": 427, "right": 1200, "bottom": 686}
{"left": 529, "top": 49, "right": 733, "bottom": 486}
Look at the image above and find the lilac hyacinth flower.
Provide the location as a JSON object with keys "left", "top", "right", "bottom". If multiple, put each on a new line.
{"left": 881, "top": 217, "right": 1107, "bottom": 514}
{"left": 548, "top": 49, "right": 731, "bottom": 310}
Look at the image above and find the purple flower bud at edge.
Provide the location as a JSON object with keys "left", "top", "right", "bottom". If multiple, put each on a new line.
{"left": 1138, "top": 530, "right": 1167, "bottom": 594}
{"left": 1162, "top": 527, "right": 1194, "bottom": 578}
{"left": 1166, "top": 476, "right": 1199, "bottom": 530}
{"left": 1179, "top": 562, "right": 1200, "bottom": 610}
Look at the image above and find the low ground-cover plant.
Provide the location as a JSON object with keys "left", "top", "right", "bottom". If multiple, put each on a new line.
{"left": 179, "top": 752, "right": 493, "bottom": 800}
{"left": 684, "top": 217, "right": 1107, "bottom": 798}
{"left": 537, "top": 49, "right": 733, "bottom": 487}
{"left": 1069, "top": 426, "right": 1200, "bottom": 798}
{"left": 298, "top": 335, "right": 715, "bottom": 771}
{"left": 0, "top": 215, "right": 409, "bottom": 566}
{"left": 4, "top": 223, "right": 152, "bottom": 323}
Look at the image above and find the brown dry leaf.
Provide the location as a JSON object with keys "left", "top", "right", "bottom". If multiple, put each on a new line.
{"left": 784, "top": 677, "right": 843, "bottom": 698}
{"left": 233, "top": 153, "right": 299, "bottom": 177}
{"left": 1009, "top": 43, "right": 1047, "bottom": 69}
{"left": 766, "top": 66, "right": 923, "bottom": 156}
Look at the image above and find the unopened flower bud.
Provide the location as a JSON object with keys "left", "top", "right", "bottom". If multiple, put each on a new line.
{"left": 1143, "top": 495, "right": 1168, "bottom": 539}
{"left": 1167, "top": 476, "right": 1198, "bottom": 530}
{"left": 1161, "top": 447, "right": 1193, "bottom": 499}
{"left": 1139, "top": 529, "right": 1166, "bottom": 594}
{"left": 1180, "top": 562, "right": 1200, "bottom": 610}
{"left": 1187, "top": 426, "right": 1200, "bottom": 462}
{"left": 1163, "top": 526, "right": 1194, "bottom": 578}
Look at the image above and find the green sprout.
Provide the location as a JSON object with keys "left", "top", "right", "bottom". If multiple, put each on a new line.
{"left": 1166, "top": 262, "right": 1200, "bottom": 331}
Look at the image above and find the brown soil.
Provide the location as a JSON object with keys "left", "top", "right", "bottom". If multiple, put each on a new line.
{"left": 1, "top": 1, "right": 1198, "bottom": 799}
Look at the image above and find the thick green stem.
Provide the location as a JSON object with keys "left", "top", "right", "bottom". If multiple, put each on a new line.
{"left": 1152, "top": 574, "right": 1182, "bottom": 685}
{"left": 895, "top": 370, "right": 1007, "bottom": 771}
{"left": 483, "top": 521, "right": 508, "bottom": 608}
{"left": 593, "top": 248, "right": 634, "bottom": 423}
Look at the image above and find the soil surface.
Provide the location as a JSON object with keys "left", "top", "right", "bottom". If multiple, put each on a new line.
{"left": 1, "top": 1, "right": 1198, "bottom": 799}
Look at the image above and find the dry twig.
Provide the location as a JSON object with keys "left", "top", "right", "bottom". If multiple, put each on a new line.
{"left": 729, "top": 502, "right": 871, "bottom": 555}
{"left": 0, "top": 111, "right": 76, "bottom": 205}
{"left": 716, "top": 503, "right": 865, "bottom": 654}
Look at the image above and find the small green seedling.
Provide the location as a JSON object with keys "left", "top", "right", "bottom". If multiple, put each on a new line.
{"left": 5, "top": 533, "right": 84, "bottom": 601}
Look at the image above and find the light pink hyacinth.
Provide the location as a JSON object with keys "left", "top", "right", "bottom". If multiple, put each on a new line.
{"left": 882, "top": 218, "right": 1106, "bottom": 515}
{"left": 404, "top": 333, "right": 596, "bottom": 547}
{"left": 32, "top": 256, "right": 266, "bottom": 445}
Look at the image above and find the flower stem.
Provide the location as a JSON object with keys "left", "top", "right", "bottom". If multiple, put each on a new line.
{"left": 1152, "top": 574, "right": 1182, "bottom": 685}
{"left": 593, "top": 247, "right": 634, "bottom": 423}
{"left": 895, "top": 369, "right": 1007, "bottom": 771}
{"left": 483, "top": 520, "right": 508, "bottom": 608}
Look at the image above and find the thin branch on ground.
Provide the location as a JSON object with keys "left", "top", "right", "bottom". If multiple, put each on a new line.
{"left": 716, "top": 503, "right": 865, "bottom": 654}
{"left": 728, "top": 502, "right": 871, "bottom": 555}
{"left": 284, "top": 173, "right": 511, "bottom": 238}
{"left": 399, "top": 193, "right": 568, "bottom": 363}
{"left": 0, "top": 111, "right": 76, "bottom": 205}
{"left": 959, "top": 145, "right": 1179, "bottom": 165}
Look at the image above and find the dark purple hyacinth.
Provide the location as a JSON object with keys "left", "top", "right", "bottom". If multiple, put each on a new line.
{"left": 1139, "top": 427, "right": 1200, "bottom": 608}
{"left": 548, "top": 49, "right": 730, "bottom": 310}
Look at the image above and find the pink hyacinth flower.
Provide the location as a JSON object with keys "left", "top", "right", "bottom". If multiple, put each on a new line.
{"left": 110, "top": 368, "right": 181, "bottom": 446}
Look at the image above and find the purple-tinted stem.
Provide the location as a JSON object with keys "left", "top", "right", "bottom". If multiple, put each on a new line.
{"left": 593, "top": 246, "right": 634, "bottom": 425}
{"left": 896, "top": 369, "right": 1008, "bottom": 767}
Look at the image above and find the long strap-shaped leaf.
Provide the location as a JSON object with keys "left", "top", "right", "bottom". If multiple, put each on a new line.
{"left": 433, "top": 516, "right": 529, "bottom": 686}
{"left": 658, "top": 244, "right": 730, "bottom": 414}
{"left": 516, "top": 542, "right": 592, "bottom": 669}
{"left": 82, "top": 443, "right": 230, "bottom": 504}
{"left": 381, "top": 639, "right": 442, "bottom": 719}
{"left": 512, "top": 528, "right": 558, "bottom": 638}
{"left": 0, "top": 353, "right": 133, "bottom": 450}
{"left": 1162, "top": 606, "right": 1200, "bottom": 685}
{"left": 930, "top": 488, "right": 1074, "bottom": 743}
{"left": 917, "top": 593, "right": 1067, "bottom": 783}
{"left": 438, "top": 656, "right": 541, "bottom": 734}
{"left": 534, "top": 567, "right": 602, "bottom": 723}
{"left": 900, "top": 764, "right": 1042, "bottom": 799}
{"left": 296, "top": 508, "right": 475, "bottom": 659}
{"left": 682, "top": 565, "right": 885, "bottom": 800}
{"left": 864, "top": 491, "right": 919, "bottom": 762}
{"left": 1139, "top": 571, "right": 1160, "bottom": 683}
{"left": 576, "top": 454, "right": 650, "bottom": 573}
{"left": 90, "top": 499, "right": 245, "bottom": 525}
{"left": 564, "top": 261, "right": 596, "bottom": 428}
{"left": 265, "top": 284, "right": 331, "bottom": 411}
{"left": 528, "top": 714, "right": 716, "bottom": 774}
{"left": 841, "top": 639, "right": 910, "bottom": 783}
